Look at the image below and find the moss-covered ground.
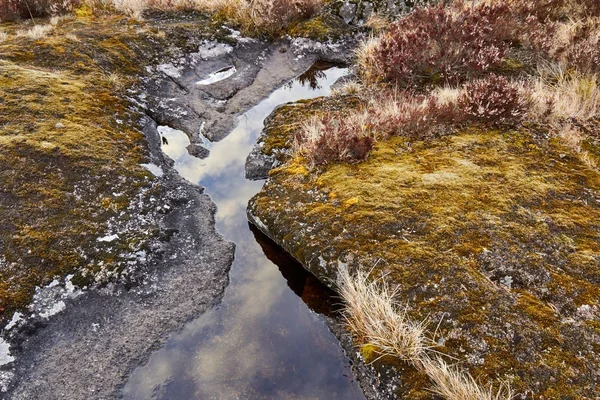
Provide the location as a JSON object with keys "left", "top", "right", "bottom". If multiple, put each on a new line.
{"left": 0, "top": 11, "right": 233, "bottom": 325}
{"left": 249, "top": 98, "right": 600, "bottom": 398}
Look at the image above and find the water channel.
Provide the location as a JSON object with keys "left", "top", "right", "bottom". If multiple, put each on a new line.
{"left": 122, "top": 66, "right": 366, "bottom": 399}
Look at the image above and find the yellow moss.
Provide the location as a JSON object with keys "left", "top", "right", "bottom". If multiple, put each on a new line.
{"left": 0, "top": 14, "right": 197, "bottom": 322}
{"left": 75, "top": 4, "right": 94, "bottom": 18}
{"left": 343, "top": 197, "right": 359, "bottom": 207}
{"left": 360, "top": 343, "right": 379, "bottom": 363}
{"left": 288, "top": 15, "right": 347, "bottom": 41}
{"left": 251, "top": 122, "right": 600, "bottom": 397}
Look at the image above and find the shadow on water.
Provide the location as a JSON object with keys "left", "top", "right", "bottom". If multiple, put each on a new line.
{"left": 249, "top": 223, "right": 342, "bottom": 318}
{"left": 122, "top": 64, "right": 365, "bottom": 400}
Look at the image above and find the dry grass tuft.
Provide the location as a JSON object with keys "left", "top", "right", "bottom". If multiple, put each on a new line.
{"left": 105, "top": 72, "right": 125, "bottom": 90}
{"left": 331, "top": 80, "right": 363, "bottom": 96}
{"left": 17, "top": 24, "right": 54, "bottom": 40}
{"left": 0, "top": 30, "right": 7, "bottom": 42}
{"left": 364, "top": 14, "right": 389, "bottom": 33}
{"left": 355, "top": 35, "right": 383, "bottom": 86}
{"left": 337, "top": 267, "right": 436, "bottom": 364}
{"left": 422, "top": 356, "right": 513, "bottom": 400}
{"left": 530, "top": 64, "right": 599, "bottom": 123}
{"left": 338, "top": 266, "right": 513, "bottom": 400}
{"left": 557, "top": 125, "right": 599, "bottom": 171}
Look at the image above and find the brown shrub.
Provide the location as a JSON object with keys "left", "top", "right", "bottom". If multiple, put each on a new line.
{"left": 294, "top": 90, "right": 470, "bottom": 166}
{"left": 459, "top": 74, "right": 530, "bottom": 126}
{"left": 294, "top": 114, "right": 375, "bottom": 167}
{"left": 0, "top": 0, "right": 81, "bottom": 21}
{"left": 372, "top": 2, "right": 515, "bottom": 87}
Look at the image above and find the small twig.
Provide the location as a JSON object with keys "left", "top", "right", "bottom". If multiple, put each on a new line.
{"left": 24, "top": 0, "right": 36, "bottom": 26}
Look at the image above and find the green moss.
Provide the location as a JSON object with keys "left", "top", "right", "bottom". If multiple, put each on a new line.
{"left": 288, "top": 14, "right": 349, "bottom": 41}
{"left": 0, "top": 12, "right": 222, "bottom": 325}
{"left": 250, "top": 100, "right": 600, "bottom": 397}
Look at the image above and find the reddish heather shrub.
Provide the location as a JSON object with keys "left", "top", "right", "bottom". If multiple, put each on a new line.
{"left": 373, "top": 2, "right": 514, "bottom": 86}
{"left": 295, "top": 115, "right": 375, "bottom": 166}
{"left": 459, "top": 74, "right": 530, "bottom": 126}
{"left": 509, "top": 0, "right": 600, "bottom": 66}
{"left": 295, "top": 91, "right": 469, "bottom": 166}
{"left": 1, "top": 0, "right": 81, "bottom": 21}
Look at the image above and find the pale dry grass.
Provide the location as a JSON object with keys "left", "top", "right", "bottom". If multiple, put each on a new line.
{"left": 0, "top": 30, "right": 7, "bottom": 42}
{"left": 65, "top": 32, "right": 80, "bottom": 41}
{"left": 17, "top": 24, "right": 54, "bottom": 40}
{"left": 338, "top": 267, "right": 436, "bottom": 364}
{"left": 331, "top": 80, "right": 363, "bottom": 96}
{"left": 558, "top": 125, "right": 599, "bottom": 171}
{"left": 423, "top": 356, "right": 513, "bottom": 400}
{"left": 432, "top": 86, "right": 463, "bottom": 105}
{"left": 338, "top": 266, "right": 513, "bottom": 400}
{"left": 364, "top": 14, "right": 389, "bottom": 33}
{"left": 530, "top": 63, "right": 599, "bottom": 122}
{"left": 355, "top": 35, "right": 383, "bottom": 86}
{"left": 105, "top": 72, "right": 124, "bottom": 90}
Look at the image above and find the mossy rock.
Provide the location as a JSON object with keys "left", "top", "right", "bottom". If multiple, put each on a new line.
{"left": 0, "top": 12, "right": 224, "bottom": 325}
{"left": 288, "top": 14, "right": 351, "bottom": 41}
{"left": 249, "top": 99, "right": 600, "bottom": 398}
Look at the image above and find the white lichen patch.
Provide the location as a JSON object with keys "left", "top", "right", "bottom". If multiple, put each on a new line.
{"left": 196, "top": 66, "right": 236, "bottom": 86}
{"left": 0, "top": 338, "right": 14, "bottom": 366}
{"left": 29, "top": 274, "right": 83, "bottom": 320}
{"left": 140, "top": 163, "right": 164, "bottom": 177}
{"left": 157, "top": 63, "right": 182, "bottom": 78}
{"left": 0, "top": 370, "right": 13, "bottom": 393}
{"left": 39, "top": 301, "right": 66, "bottom": 319}
{"left": 191, "top": 41, "right": 233, "bottom": 61}
{"left": 98, "top": 234, "right": 119, "bottom": 242}
{"left": 4, "top": 312, "right": 23, "bottom": 331}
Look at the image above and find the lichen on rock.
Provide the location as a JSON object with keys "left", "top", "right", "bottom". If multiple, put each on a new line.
{"left": 248, "top": 96, "right": 600, "bottom": 398}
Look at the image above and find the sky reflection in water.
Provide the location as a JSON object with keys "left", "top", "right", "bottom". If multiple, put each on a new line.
{"left": 122, "top": 67, "right": 366, "bottom": 400}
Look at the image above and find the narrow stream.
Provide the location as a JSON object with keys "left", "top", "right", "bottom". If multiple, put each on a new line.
{"left": 122, "top": 66, "right": 366, "bottom": 399}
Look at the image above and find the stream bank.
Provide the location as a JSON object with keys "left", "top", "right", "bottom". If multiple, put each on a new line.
{"left": 247, "top": 94, "right": 600, "bottom": 398}
{"left": 123, "top": 65, "right": 370, "bottom": 400}
{"left": 1, "top": 9, "right": 367, "bottom": 398}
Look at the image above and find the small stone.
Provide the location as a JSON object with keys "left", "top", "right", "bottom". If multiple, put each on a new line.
{"left": 186, "top": 143, "right": 210, "bottom": 159}
{"left": 339, "top": 2, "right": 357, "bottom": 24}
{"left": 55, "top": 122, "right": 65, "bottom": 129}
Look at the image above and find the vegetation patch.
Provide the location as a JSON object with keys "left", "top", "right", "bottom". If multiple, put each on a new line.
{"left": 249, "top": 0, "right": 600, "bottom": 397}
{"left": 0, "top": 12, "right": 224, "bottom": 326}
{"left": 251, "top": 125, "right": 600, "bottom": 398}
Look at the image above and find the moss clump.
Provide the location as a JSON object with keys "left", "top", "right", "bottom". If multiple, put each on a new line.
{"left": 249, "top": 99, "right": 600, "bottom": 397}
{"left": 288, "top": 14, "right": 350, "bottom": 41}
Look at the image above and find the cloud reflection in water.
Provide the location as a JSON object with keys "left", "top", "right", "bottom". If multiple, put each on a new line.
{"left": 123, "top": 66, "right": 365, "bottom": 400}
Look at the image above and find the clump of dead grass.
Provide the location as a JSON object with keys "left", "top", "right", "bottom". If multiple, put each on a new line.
{"left": 530, "top": 63, "right": 599, "bottom": 123}
{"left": 422, "top": 356, "right": 513, "bottom": 400}
{"left": 338, "top": 267, "right": 513, "bottom": 400}
{"left": 104, "top": 72, "right": 124, "bottom": 90}
{"left": 17, "top": 23, "right": 54, "bottom": 39}
{"left": 355, "top": 35, "right": 383, "bottom": 86}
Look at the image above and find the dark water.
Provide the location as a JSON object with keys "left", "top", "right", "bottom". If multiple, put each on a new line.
{"left": 122, "top": 66, "right": 366, "bottom": 400}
